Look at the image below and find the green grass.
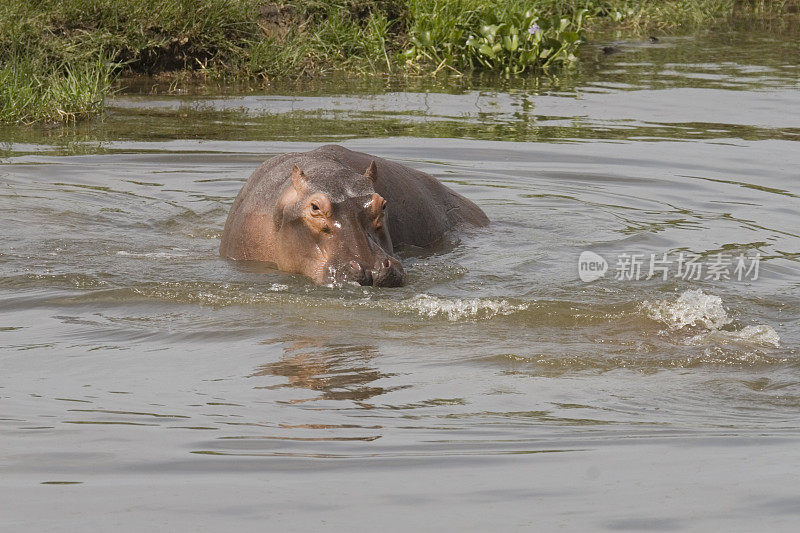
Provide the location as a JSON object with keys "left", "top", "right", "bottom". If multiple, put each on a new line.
{"left": 1, "top": 0, "right": 798, "bottom": 124}
{"left": 0, "top": 54, "right": 116, "bottom": 124}
{"left": 242, "top": 3, "right": 396, "bottom": 79}
{"left": 585, "top": 0, "right": 800, "bottom": 32}
{"left": 0, "top": 0, "right": 265, "bottom": 71}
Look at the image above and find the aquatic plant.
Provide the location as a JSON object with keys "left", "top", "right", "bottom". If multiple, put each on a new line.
{"left": 463, "top": 7, "right": 587, "bottom": 73}
{"left": 404, "top": 1, "right": 587, "bottom": 73}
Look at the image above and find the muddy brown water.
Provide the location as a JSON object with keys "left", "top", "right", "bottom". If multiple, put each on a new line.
{"left": 2, "top": 31, "right": 799, "bottom": 531}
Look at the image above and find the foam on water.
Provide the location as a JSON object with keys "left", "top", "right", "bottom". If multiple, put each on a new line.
{"left": 642, "top": 289, "right": 780, "bottom": 348}
{"left": 394, "top": 293, "right": 529, "bottom": 321}
{"left": 689, "top": 325, "right": 782, "bottom": 348}
{"left": 78, "top": 283, "right": 525, "bottom": 323}
{"left": 642, "top": 289, "right": 732, "bottom": 330}
{"left": 129, "top": 282, "right": 290, "bottom": 306}
{"left": 116, "top": 250, "right": 187, "bottom": 259}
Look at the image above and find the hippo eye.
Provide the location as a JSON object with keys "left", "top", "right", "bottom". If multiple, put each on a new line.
{"left": 307, "top": 195, "right": 331, "bottom": 219}
{"left": 381, "top": 202, "right": 387, "bottom": 211}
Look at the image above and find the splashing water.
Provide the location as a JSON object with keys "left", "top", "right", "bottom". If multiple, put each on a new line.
{"left": 689, "top": 325, "right": 781, "bottom": 348}
{"left": 642, "top": 289, "right": 732, "bottom": 330}
{"left": 395, "top": 294, "right": 528, "bottom": 321}
{"left": 642, "top": 289, "right": 780, "bottom": 348}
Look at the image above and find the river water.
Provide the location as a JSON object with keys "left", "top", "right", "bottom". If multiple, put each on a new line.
{"left": 2, "top": 30, "right": 799, "bottom": 531}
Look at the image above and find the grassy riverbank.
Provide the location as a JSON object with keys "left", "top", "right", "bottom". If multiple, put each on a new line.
{"left": 1, "top": 0, "right": 798, "bottom": 124}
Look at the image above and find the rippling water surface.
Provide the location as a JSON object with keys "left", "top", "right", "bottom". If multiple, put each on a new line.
{"left": 2, "top": 31, "right": 800, "bottom": 531}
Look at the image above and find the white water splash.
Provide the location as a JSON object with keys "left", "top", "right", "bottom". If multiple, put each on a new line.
{"left": 642, "top": 289, "right": 780, "bottom": 348}
{"left": 396, "top": 294, "right": 528, "bottom": 321}
{"left": 688, "top": 325, "right": 781, "bottom": 348}
{"left": 116, "top": 250, "right": 186, "bottom": 259}
{"left": 643, "top": 289, "right": 731, "bottom": 330}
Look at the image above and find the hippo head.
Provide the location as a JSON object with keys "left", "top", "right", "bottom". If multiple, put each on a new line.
{"left": 273, "top": 161, "right": 406, "bottom": 287}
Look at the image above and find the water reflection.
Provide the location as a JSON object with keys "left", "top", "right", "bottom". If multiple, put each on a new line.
{"left": 251, "top": 338, "right": 397, "bottom": 405}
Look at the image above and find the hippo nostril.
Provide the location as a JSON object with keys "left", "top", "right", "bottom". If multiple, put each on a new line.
{"left": 383, "top": 259, "right": 391, "bottom": 269}
{"left": 349, "top": 260, "right": 362, "bottom": 272}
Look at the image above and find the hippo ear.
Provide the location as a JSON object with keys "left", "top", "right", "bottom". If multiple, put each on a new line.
{"left": 291, "top": 164, "right": 308, "bottom": 193}
{"left": 364, "top": 160, "right": 378, "bottom": 184}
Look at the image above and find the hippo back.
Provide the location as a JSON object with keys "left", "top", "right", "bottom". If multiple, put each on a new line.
{"left": 308, "top": 145, "right": 488, "bottom": 248}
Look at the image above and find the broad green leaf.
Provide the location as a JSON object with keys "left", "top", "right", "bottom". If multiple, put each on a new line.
{"left": 478, "top": 44, "right": 495, "bottom": 57}
{"left": 480, "top": 24, "right": 499, "bottom": 40}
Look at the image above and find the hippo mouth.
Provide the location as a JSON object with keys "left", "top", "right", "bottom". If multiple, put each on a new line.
{"left": 343, "top": 257, "right": 406, "bottom": 287}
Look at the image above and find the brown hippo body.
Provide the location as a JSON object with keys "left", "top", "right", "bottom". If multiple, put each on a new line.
{"left": 220, "top": 145, "right": 488, "bottom": 286}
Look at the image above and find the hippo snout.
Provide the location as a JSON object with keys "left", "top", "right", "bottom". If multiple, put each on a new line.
{"left": 372, "top": 258, "right": 406, "bottom": 287}
{"left": 347, "top": 258, "right": 405, "bottom": 287}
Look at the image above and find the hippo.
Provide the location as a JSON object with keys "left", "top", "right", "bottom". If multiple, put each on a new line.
{"left": 219, "top": 145, "right": 488, "bottom": 286}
